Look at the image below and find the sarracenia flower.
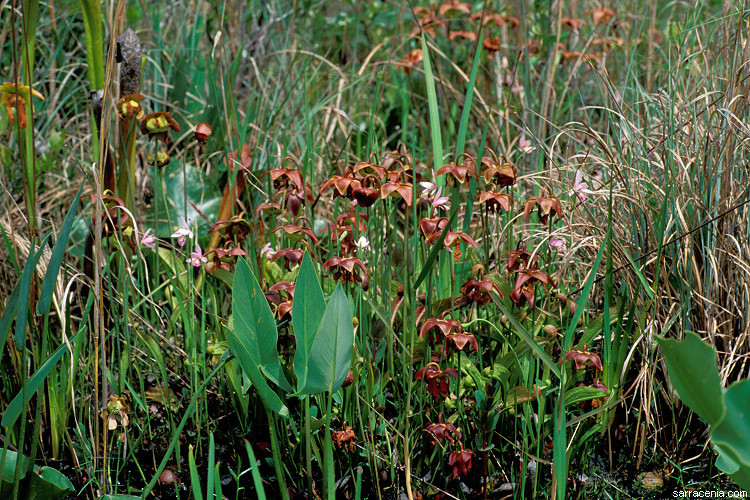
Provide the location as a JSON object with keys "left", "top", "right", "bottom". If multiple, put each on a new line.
{"left": 1, "top": 82, "right": 44, "bottom": 129}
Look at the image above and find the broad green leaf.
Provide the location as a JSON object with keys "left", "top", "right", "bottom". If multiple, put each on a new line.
{"left": 36, "top": 181, "right": 84, "bottom": 316}
{"left": 229, "top": 258, "right": 289, "bottom": 415}
{"left": 2, "top": 330, "right": 82, "bottom": 427}
{"left": 26, "top": 466, "right": 74, "bottom": 499}
{"left": 655, "top": 332, "right": 725, "bottom": 425}
{"left": 292, "top": 252, "right": 326, "bottom": 392}
{"left": 0, "top": 449, "right": 28, "bottom": 495}
{"left": 711, "top": 379, "right": 750, "bottom": 489}
{"left": 296, "top": 285, "right": 354, "bottom": 395}
{"left": 563, "top": 386, "right": 608, "bottom": 407}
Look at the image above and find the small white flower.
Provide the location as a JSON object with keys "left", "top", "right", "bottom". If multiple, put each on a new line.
{"left": 354, "top": 236, "right": 370, "bottom": 251}
{"left": 171, "top": 217, "right": 193, "bottom": 247}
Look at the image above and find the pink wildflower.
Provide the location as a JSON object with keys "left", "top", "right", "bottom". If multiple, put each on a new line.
{"left": 141, "top": 228, "right": 157, "bottom": 249}
{"left": 187, "top": 243, "right": 208, "bottom": 267}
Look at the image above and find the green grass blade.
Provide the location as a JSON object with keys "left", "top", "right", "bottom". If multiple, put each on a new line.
{"left": 14, "top": 233, "right": 51, "bottom": 349}
{"left": 244, "top": 441, "right": 268, "bottom": 500}
{"left": 455, "top": 31, "right": 483, "bottom": 158}
{"left": 421, "top": 35, "right": 443, "bottom": 178}
{"left": 36, "top": 182, "right": 84, "bottom": 316}
{"left": 492, "top": 299, "right": 561, "bottom": 379}
{"left": 565, "top": 237, "right": 607, "bottom": 350}
{"left": 2, "top": 330, "right": 82, "bottom": 428}
{"left": 188, "top": 444, "right": 202, "bottom": 500}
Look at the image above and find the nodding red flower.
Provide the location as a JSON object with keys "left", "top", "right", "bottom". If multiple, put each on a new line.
{"left": 448, "top": 448, "right": 476, "bottom": 479}
{"left": 204, "top": 245, "right": 247, "bottom": 272}
{"left": 420, "top": 217, "right": 449, "bottom": 241}
{"left": 352, "top": 175, "right": 381, "bottom": 208}
{"left": 424, "top": 413, "right": 462, "bottom": 445}
{"left": 262, "top": 165, "right": 305, "bottom": 191}
{"left": 268, "top": 281, "right": 295, "bottom": 320}
{"left": 482, "top": 36, "right": 501, "bottom": 57}
{"left": 460, "top": 278, "right": 503, "bottom": 304}
{"left": 271, "top": 223, "right": 319, "bottom": 243}
{"left": 448, "top": 30, "right": 477, "bottom": 41}
{"left": 272, "top": 247, "right": 305, "bottom": 270}
{"left": 320, "top": 168, "right": 361, "bottom": 200}
{"left": 409, "top": 15, "right": 446, "bottom": 39}
{"left": 585, "top": 7, "right": 616, "bottom": 25}
{"left": 381, "top": 181, "right": 413, "bottom": 207}
{"left": 509, "top": 269, "right": 556, "bottom": 307}
{"left": 476, "top": 190, "right": 512, "bottom": 213}
{"left": 470, "top": 12, "right": 509, "bottom": 28}
{"left": 414, "top": 363, "right": 458, "bottom": 398}
{"left": 400, "top": 49, "right": 423, "bottom": 74}
{"left": 435, "top": 156, "right": 477, "bottom": 185}
{"left": 256, "top": 200, "right": 283, "bottom": 215}
{"left": 561, "top": 16, "right": 586, "bottom": 31}
{"left": 2, "top": 82, "right": 44, "bottom": 129}
{"left": 140, "top": 111, "right": 180, "bottom": 143}
{"left": 445, "top": 329, "right": 479, "bottom": 353}
{"left": 420, "top": 315, "right": 461, "bottom": 345}
{"left": 481, "top": 159, "right": 517, "bottom": 187}
{"left": 194, "top": 122, "right": 212, "bottom": 143}
{"left": 322, "top": 256, "right": 369, "bottom": 290}
{"left": 332, "top": 426, "right": 356, "bottom": 452}
{"left": 523, "top": 188, "right": 564, "bottom": 225}
{"left": 438, "top": 0, "right": 472, "bottom": 17}
{"left": 352, "top": 160, "right": 387, "bottom": 180}
{"left": 440, "top": 229, "right": 478, "bottom": 262}
{"left": 285, "top": 185, "right": 314, "bottom": 217}
{"left": 505, "top": 248, "right": 539, "bottom": 272}
{"left": 564, "top": 343, "right": 603, "bottom": 372}
{"left": 146, "top": 151, "right": 171, "bottom": 167}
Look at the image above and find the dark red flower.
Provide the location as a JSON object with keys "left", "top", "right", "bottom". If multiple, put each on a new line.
{"left": 272, "top": 248, "right": 305, "bottom": 270}
{"left": 381, "top": 181, "right": 413, "bottom": 207}
{"left": 504, "top": 248, "right": 539, "bottom": 272}
{"left": 476, "top": 190, "right": 512, "bottom": 213}
{"left": 332, "top": 426, "right": 356, "bottom": 452}
{"left": 564, "top": 343, "right": 603, "bottom": 372}
{"left": 435, "top": 156, "right": 477, "bottom": 185}
{"left": 322, "top": 256, "right": 369, "bottom": 290}
{"left": 194, "top": 122, "right": 212, "bottom": 143}
{"left": 420, "top": 316, "right": 460, "bottom": 345}
{"left": 414, "top": 363, "right": 458, "bottom": 398}
{"left": 271, "top": 223, "right": 319, "bottom": 243}
{"left": 460, "top": 278, "right": 502, "bottom": 304}
{"left": 320, "top": 168, "right": 361, "bottom": 200}
{"left": 509, "top": 269, "right": 555, "bottom": 307}
{"left": 424, "top": 413, "right": 461, "bottom": 445}
{"left": 204, "top": 244, "right": 247, "bottom": 271}
{"left": 523, "top": 188, "right": 563, "bottom": 225}
{"left": 448, "top": 448, "right": 475, "bottom": 478}
{"left": 481, "top": 159, "right": 517, "bottom": 187}
{"left": 352, "top": 175, "right": 381, "bottom": 208}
